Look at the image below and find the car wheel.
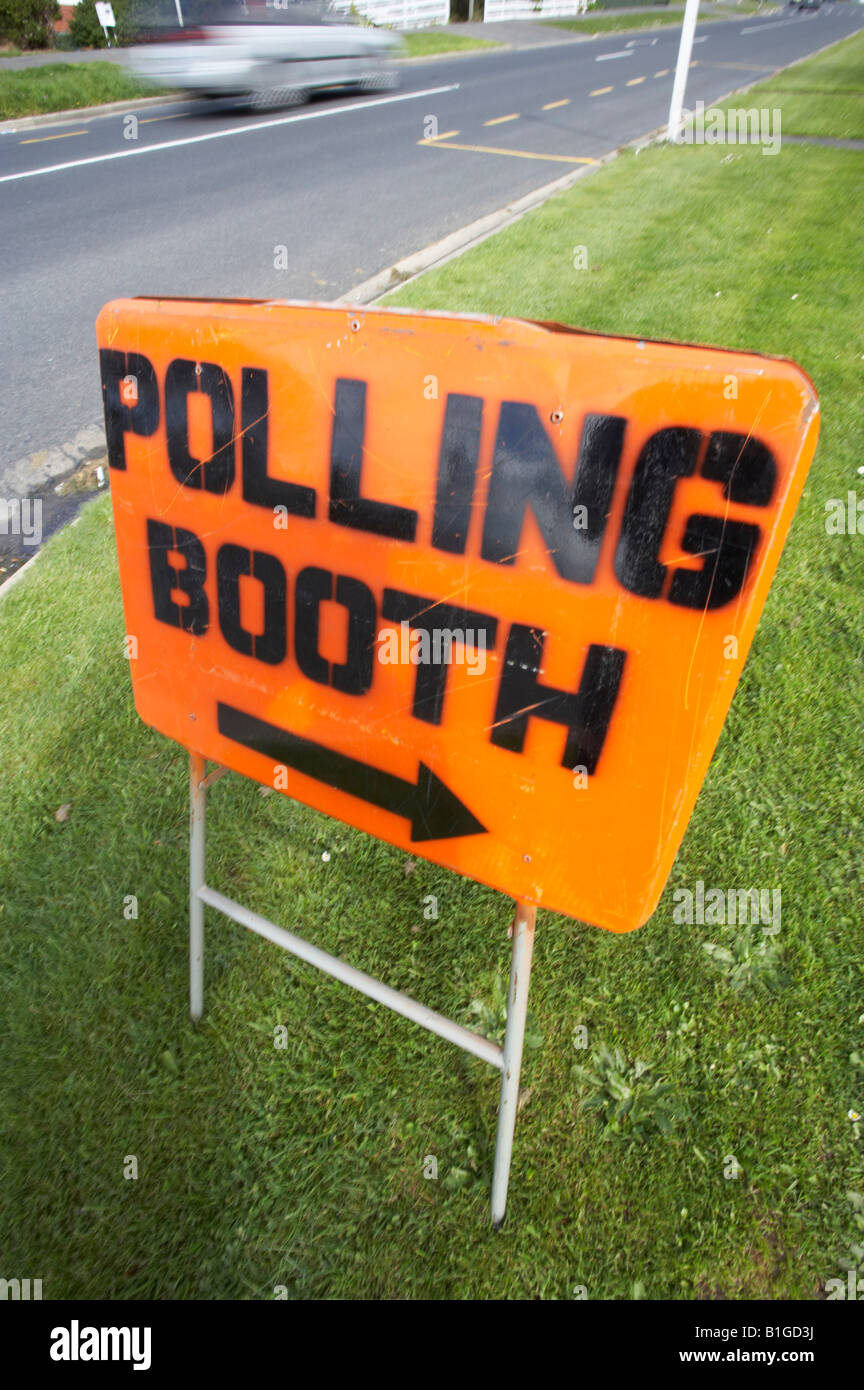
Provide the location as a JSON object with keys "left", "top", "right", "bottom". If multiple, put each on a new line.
{"left": 248, "top": 85, "right": 307, "bottom": 112}
{"left": 358, "top": 67, "right": 399, "bottom": 94}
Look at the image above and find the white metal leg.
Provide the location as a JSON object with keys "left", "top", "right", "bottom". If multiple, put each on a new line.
{"left": 189, "top": 752, "right": 206, "bottom": 1021}
{"left": 186, "top": 761, "right": 537, "bottom": 1223}
{"left": 197, "top": 883, "right": 505, "bottom": 1070}
{"left": 491, "top": 901, "right": 536, "bottom": 1228}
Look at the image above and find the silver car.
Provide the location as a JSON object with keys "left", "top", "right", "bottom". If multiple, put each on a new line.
{"left": 126, "top": 2, "right": 403, "bottom": 110}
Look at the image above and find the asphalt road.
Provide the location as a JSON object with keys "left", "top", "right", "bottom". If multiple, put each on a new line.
{"left": 1, "top": 6, "right": 861, "bottom": 498}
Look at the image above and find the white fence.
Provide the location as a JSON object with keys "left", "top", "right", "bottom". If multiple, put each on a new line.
{"left": 328, "top": 0, "right": 449, "bottom": 27}
{"left": 484, "top": 0, "right": 592, "bottom": 19}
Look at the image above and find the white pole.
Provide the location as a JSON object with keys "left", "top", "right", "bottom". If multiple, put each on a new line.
{"left": 666, "top": 0, "right": 701, "bottom": 142}
{"left": 197, "top": 883, "right": 506, "bottom": 1069}
{"left": 490, "top": 901, "right": 536, "bottom": 1228}
{"left": 174, "top": 0, "right": 185, "bottom": 27}
{"left": 190, "top": 752, "right": 206, "bottom": 1021}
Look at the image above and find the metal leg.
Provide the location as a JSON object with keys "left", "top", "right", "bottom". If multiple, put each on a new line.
{"left": 186, "top": 760, "right": 538, "bottom": 1218}
{"left": 189, "top": 752, "right": 206, "bottom": 1021}
{"left": 491, "top": 900, "right": 536, "bottom": 1228}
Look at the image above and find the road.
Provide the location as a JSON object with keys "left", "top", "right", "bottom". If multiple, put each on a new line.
{"left": 1, "top": 6, "right": 861, "bottom": 503}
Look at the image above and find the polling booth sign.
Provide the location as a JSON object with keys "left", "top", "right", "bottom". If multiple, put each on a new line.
{"left": 97, "top": 297, "right": 818, "bottom": 1222}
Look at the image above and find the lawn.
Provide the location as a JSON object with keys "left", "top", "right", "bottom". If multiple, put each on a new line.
{"left": 0, "top": 60, "right": 156, "bottom": 120}
{"left": 1, "top": 36, "right": 862, "bottom": 1300}
{"left": 544, "top": 10, "right": 718, "bottom": 35}
{"left": 402, "top": 31, "right": 501, "bottom": 58}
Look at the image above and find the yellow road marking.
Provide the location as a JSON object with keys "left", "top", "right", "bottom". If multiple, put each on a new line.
{"left": 428, "top": 129, "right": 460, "bottom": 140}
{"left": 418, "top": 139, "right": 596, "bottom": 165}
{"left": 542, "top": 99, "right": 570, "bottom": 110}
{"left": 140, "top": 114, "right": 180, "bottom": 124}
{"left": 591, "top": 86, "right": 613, "bottom": 96}
{"left": 20, "top": 129, "right": 87, "bottom": 144}
{"left": 484, "top": 113, "right": 520, "bottom": 126}
{"left": 626, "top": 77, "right": 646, "bottom": 87}
{"left": 654, "top": 69, "right": 669, "bottom": 78}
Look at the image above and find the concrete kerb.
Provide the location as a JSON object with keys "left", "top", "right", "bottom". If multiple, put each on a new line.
{"left": 0, "top": 92, "right": 180, "bottom": 134}
{"left": 337, "top": 153, "right": 619, "bottom": 307}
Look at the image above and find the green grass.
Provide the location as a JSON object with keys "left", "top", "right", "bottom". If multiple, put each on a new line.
{"left": 402, "top": 32, "right": 501, "bottom": 58}
{"left": 544, "top": 10, "right": 720, "bottom": 34}
{"left": 2, "top": 37, "right": 863, "bottom": 1300}
{"left": 724, "top": 28, "right": 864, "bottom": 139}
{"left": 544, "top": 0, "right": 773, "bottom": 28}
{"left": 0, "top": 60, "right": 157, "bottom": 119}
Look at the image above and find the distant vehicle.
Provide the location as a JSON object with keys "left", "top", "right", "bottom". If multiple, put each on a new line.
{"left": 125, "top": 3, "right": 403, "bottom": 110}
{"left": 790, "top": 0, "right": 822, "bottom": 9}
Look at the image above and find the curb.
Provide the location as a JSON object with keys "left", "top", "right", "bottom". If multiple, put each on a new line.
{"left": 0, "top": 92, "right": 180, "bottom": 134}
{"left": 337, "top": 153, "right": 616, "bottom": 307}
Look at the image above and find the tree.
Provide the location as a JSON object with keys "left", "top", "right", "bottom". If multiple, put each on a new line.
{"left": 69, "top": 0, "right": 109, "bottom": 47}
{"left": 0, "top": 0, "right": 61, "bottom": 49}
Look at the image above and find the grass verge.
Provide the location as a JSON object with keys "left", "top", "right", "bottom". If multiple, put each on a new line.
{"left": 0, "top": 60, "right": 157, "bottom": 120}
{"left": 723, "top": 27, "right": 864, "bottom": 138}
{"left": 402, "top": 32, "right": 502, "bottom": 58}
{"left": 544, "top": 10, "right": 719, "bottom": 34}
{"left": 1, "top": 36, "right": 862, "bottom": 1300}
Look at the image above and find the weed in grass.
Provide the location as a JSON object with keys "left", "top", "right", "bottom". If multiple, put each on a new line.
{"left": 702, "top": 924, "right": 788, "bottom": 994}
{"left": 573, "top": 1045, "right": 682, "bottom": 1141}
{"left": 467, "top": 973, "right": 543, "bottom": 1051}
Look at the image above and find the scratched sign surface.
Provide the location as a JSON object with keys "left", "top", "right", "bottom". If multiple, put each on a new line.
{"left": 97, "top": 298, "right": 818, "bottom": 931}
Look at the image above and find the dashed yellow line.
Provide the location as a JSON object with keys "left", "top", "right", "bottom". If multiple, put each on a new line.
{"left": 591, "top": 86, "right": 613, "bottom": 97}
{"left": 139, "top": 114, "right": 179, "bottom": 125}
{"left": 542, "top": 99, "right": 570, "bottom": 110}
{"left": 654, "top": 69, "right": 669, "bottom": 78}
{"left": 626, "top": 77, "right": 646, "bottom": 87}
{"left": 20, "top": 129, "right": 87, "bottom": 144}
{"left": 428, "top": 129, "right": 460, "bottom": 140}
{"left": 484, "top": 113, "right": 520, "bottom": 126}
{"left": 418, "top": 139, "right": 596, "bottom": 165}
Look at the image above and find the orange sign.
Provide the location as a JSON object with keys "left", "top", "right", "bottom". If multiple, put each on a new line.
{"left": 96, "top": 298, "right": 818, "bottom": 932}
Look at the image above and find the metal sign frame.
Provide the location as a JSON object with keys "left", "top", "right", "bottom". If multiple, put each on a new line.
{"left": 188, "top": 751, "right": 536, "bottom": 1227}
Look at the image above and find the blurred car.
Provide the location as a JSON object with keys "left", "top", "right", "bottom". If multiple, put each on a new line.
{"left": 125, "top": 2, "right": 403, "bottom": 110}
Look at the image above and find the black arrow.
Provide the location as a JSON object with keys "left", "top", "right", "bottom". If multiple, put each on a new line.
{"left": 217, "top": 702, "right": 487, "bottom": 843}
